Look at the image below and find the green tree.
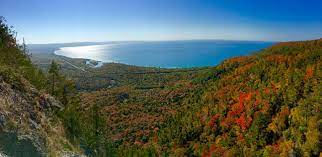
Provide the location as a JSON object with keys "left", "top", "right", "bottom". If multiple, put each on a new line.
{"left": 61, "top": 79, "right": 76, "bottom": 105}
{"left": 93, "top": 103, "right": 103, "bottom": 155}
{"left": 48, "top": 60, "right": 59, "bottom": 95}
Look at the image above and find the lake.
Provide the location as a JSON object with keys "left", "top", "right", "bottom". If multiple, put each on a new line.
{"left": 54, "top": 40, "right": 274, "bottom": 68}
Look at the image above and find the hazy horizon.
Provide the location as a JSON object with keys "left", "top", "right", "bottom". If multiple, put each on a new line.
{"left": 1, "top": 0, "right": 322, "bottom": 44}
{"left": 27, "top": 38, "right": 279, "bottom": 45}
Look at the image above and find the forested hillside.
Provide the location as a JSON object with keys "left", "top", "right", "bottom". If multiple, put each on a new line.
{"left": 1, "top": 16, "right": 321, "bottom": 157}
{"left": 60, "top": 39, "right": 321, "bottom": 156}
{"left": 153, "top": 39, "right": 321, "bottom": 156}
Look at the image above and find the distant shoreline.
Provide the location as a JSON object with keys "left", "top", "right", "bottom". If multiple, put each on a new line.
{"left": 30, "top": 40, "right": 274, "bottom": 69}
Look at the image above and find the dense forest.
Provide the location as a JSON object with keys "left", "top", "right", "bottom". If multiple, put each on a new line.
{"left": 65, "top": 39, "right": 321, "bottom": 157}
{"left": 0, "top": 17, "right": 321, "bottom": 157}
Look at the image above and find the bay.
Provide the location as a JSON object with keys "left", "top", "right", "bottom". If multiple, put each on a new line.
{"left": 54, "top": 40, "right": 274, "bottom": 68}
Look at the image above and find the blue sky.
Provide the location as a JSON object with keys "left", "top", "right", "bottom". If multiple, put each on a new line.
{"left": 1, "top": 0, "right": 322, "bottom": 44}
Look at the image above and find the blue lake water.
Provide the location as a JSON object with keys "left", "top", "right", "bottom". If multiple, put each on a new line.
{"left": 54, "top": 40, "right": 274, "bottom": 68}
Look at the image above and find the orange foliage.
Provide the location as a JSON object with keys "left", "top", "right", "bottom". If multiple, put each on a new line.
{"left": 224, "top": 56, "right": 254, "bottom": 65}
{"left": 208, "top": 114, "right": 221, "bottom": 127}
{"left": 153, "top": 135, "right": 158, "bottom": 143}
{"left": 236, "top": 62, "right": 255, "bottom": 74}
{"left": 237, "top": 133, "right": 245, "bottom": 142}
{"left": 229, "top": 103, "right": 243, "bottom": 116}
{"left": 280, "top": 106, "right": 290, "bottom": 117}
{"left": 254, "top": 99, "right": 260, "bottom": 108}
{"left": 193, "top": 143, "right": 199, "bottom": 151}
{"left": 273, "top": 143, "right": 280, "bottom": 153}
{"left": 264, "top": 87, "right": 270, "bottom": 94}
{"left": 235, "top": 113, "right": 252, "bottom": 130}
{"left": 265, "top": 54, "right": 289, "bottom": 64}
{"left": 202, "top": 144, "right": 227, "bottom": 157}
{"left": 245, "top": 92, "right": 252, "bottom": 101}
{"left": 220, "top": 115, "right": 234, "bottom": 129}
{"left": 305, "top": 67, "right": 314, "bottom": 80}
{"left": 271, "top": 82, "right": 277, "bottom": 93}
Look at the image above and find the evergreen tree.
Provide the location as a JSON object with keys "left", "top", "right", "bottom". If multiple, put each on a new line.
{"left": 48, "top": 60, "right": 59, "bottom": 95}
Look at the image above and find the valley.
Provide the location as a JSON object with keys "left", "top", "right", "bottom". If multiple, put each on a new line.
{"left": 0, "top": 16, "right": 321, "bottom": 157}
{"left": 28, "top": 39, "right": 322, "bottom": 156}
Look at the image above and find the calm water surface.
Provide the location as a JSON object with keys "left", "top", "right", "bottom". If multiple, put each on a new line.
{"left": 54, "top": 40, "right": 273, "bottom": 68}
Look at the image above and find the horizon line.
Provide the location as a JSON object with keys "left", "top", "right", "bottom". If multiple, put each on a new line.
{"left": 27, "top": 38, "right": 281, "bottom": 45}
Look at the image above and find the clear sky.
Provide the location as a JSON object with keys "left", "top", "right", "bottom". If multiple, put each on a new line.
{"left": 1, "top": 0, "right": 322, "bottom": 44}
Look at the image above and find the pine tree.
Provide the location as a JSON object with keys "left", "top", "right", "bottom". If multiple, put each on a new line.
{"left": 48, "top": 60, "right": 59, "bottom": 95}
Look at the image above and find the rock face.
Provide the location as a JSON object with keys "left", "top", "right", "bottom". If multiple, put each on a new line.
{"left": 60, "top": 151, "right": 87, "bottom": 157}
{"left": 0, "top": 79, "right": 46, "bottom": 156}
{"left": 0, "top": 132, "right": 44, "bottom": 157}
{"left": 0, "top": 152, "right": 9, "bottom": 157}
{"left": 0, "top": 76, "right": 83, "bottom": 156}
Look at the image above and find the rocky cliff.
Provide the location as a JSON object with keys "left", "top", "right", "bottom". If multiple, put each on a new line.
{"left": 0, "top": 70, "right": 83, "bottom": 157}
